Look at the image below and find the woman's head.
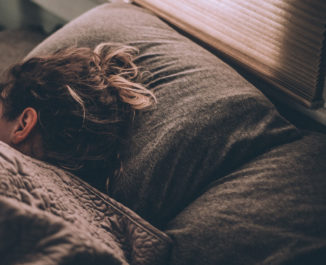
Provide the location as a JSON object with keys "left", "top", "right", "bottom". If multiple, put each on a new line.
{"left": 0, "top": 43, "right": 155, "bottom": 189}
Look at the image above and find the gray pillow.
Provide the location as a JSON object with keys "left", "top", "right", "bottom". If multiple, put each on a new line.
{"left": 27, "top": 3, "right": 300, "bottom": 226}
{"left": 165, "top": 131, "right": 326, "bottom": 265}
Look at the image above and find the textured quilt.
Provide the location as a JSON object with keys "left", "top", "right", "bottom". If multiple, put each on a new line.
{"left": 0, "top": 141, "right": 171, "bottom": 265}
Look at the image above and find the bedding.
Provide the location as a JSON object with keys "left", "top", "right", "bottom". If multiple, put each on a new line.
{"left": 4, "top": 2, "right": 326, "bottom": 265}
{"left": 27, "top": 3, "right": 300, "bottom": 227}
{"left": 0, "top": 141, "right": 171, "bottom": 265}
{"left": 165, "top": 131, "right": 326, "bottom": 265}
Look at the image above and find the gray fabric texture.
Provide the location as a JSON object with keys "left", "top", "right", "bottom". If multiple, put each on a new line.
{"left": 27, "top": 3, "right": 300, "bottom": 227}
{"left": 0, "top": 141, "right": 171, "bottom": 265}
{"left": 165, "top": 131, "right": 326, "bottom": 265}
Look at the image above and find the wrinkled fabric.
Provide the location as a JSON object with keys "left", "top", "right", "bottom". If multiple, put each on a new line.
{"left": 0, "top": 141, "right": 171, "bottom": 265}
{"left": 25, "top": 3, "right": 326, "bottom": 265}
{"left": 28, "top": 3, "right": 300, "bottom": 227}
{"left": 165, "top": 131, "right": 326, "bottom": 265}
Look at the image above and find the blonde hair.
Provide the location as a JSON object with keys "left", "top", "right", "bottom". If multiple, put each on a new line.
{"left": 66, "top": 43, "right": 156, "bottom": 118}
{"left": 0, "top": 42, "right": 156, "bottom": 190}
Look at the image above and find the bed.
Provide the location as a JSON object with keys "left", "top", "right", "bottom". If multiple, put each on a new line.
{"left": 1, "top": 2, "right": 326, "bottom": 264}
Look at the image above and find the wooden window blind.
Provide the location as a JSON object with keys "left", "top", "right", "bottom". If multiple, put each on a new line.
{"left": 133, "top": 0, "right": 326, "bottom": 108}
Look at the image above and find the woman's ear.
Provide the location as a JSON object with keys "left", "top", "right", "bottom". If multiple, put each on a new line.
{"left": 11, "top": 107, "right": 38, "bottom": 145}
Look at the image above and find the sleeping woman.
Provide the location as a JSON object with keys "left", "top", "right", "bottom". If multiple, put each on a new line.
{"left": 0, "top": 43, "right": 156, "bottom": 191}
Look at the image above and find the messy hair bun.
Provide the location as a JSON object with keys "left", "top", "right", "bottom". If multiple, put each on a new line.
{"left": 0, "top": 42, "right": 156, "bottom": 190}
